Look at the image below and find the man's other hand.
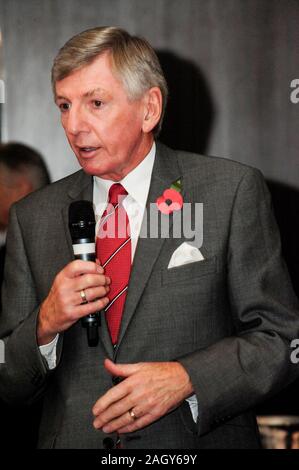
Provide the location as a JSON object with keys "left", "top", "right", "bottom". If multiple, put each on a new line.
{"left": 92, "top": 359, "right": 194, "bottom": 434}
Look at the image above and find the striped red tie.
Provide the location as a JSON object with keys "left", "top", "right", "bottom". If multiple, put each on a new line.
{"left": 96, "top": 183, "right": 131, "bottom": 345}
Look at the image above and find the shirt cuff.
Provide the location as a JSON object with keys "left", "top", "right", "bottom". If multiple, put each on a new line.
{"left": 185, "top": 394, "right": 198, "bottom": 423}
{"left": 39, "top": 334, "right": 59, "bottom": 370}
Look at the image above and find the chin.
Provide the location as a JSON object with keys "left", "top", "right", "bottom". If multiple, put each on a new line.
{"left": 80, "top": 160, "right": 114, "bottom": 178}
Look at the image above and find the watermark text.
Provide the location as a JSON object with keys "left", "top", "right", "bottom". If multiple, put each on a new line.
{"left": 290, "top": 79, "right": 299, "bottom": 104}
{"left": 0, "top": 80, "right": 4, "bottom": 103}
{"left": 0, "top": 340, "right": 4, "bottom": 364}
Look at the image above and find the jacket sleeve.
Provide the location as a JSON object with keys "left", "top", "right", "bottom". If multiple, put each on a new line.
{"left": 0, "top": 204, "right": 56, "bottom": 405}
{"left": 177, "top": 168, "right": 299, "bottom": 436}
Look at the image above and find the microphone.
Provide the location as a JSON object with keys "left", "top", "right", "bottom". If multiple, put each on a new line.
{"left": 69, "top": 200, "right": 101, "bottom": 347}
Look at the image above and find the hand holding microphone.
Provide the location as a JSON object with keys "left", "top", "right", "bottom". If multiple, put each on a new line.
{"left": 37, "top": 201, "right": 110, "bottom": 347}
{"left": 69, "top": 200, "right": 107, "bottom": 346}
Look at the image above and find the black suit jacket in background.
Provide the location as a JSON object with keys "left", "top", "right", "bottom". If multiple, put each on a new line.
{"left": 0, "top": 244, "right": 41, "bottom": 449}
{"left": 0, "top": 245, "right": 5, "bottom": 309}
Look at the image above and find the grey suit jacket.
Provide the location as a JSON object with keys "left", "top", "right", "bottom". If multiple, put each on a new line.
{"left": 1, "top": 142, "right": 299, "bottom": 449}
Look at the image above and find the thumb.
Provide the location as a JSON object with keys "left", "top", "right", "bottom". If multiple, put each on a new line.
{"left": 104, "top": 358, "right": 140, "bottom": 378}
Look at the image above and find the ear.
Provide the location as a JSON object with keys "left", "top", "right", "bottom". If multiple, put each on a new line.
{"left": 142, "top": 87, "right": 163, "bottom": 134}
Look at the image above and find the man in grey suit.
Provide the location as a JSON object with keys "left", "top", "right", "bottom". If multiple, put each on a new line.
{"left": 0, "top": 26, "right": 299, "bottom": 449}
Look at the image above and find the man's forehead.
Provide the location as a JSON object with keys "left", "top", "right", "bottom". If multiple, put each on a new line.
{"left": 55, "top": 84, "right": 112, "bottom": 101}
{"left": 54, "top": 51, "right": 120, "bottom": 100}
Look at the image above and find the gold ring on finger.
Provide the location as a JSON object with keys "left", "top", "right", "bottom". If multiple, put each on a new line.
{"left": 129, "top": 409, "right": 138, "bottom": 420}
{"left": 80, "top": 289, "right": 88, "bottom": 304}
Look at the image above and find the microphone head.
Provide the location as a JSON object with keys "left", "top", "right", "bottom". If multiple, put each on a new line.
{"left": 69, "top": 200, "right": 96, "bottom": 241}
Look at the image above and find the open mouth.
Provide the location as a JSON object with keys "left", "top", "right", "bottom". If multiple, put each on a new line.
{"left": 79, "top": 147, "right": 98, "bottom": 152}
{"left": 77, "top": 146, "right": 100, "bottom": 157}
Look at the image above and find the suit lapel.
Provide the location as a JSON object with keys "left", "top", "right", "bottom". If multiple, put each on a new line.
{"left": 116, "top": 143, "right": 182, "bottom": 349}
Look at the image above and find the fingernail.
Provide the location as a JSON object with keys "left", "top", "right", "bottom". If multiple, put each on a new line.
{"left": 106, "top": 286, "right": 110, "bottom": 292}
{"left": 106, "top": 276, "right": 111, "bottom": 284}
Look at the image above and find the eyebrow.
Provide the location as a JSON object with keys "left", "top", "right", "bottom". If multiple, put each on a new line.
{"left": 55, "top": 87, "right": 108, "bottom": 103}
{"left": 84, "top": 87, "right": 106, "bottom": 98}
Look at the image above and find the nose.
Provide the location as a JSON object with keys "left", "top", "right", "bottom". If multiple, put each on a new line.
{"left": 64, "top": 107, "right": 90, "bottom": 136}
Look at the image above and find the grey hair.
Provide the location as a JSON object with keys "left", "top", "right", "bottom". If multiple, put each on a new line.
{"left": 51, "top": 26, "right": 168, "bottom": 135}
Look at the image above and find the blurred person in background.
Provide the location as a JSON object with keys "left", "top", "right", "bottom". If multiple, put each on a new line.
{"left": 0, "top": 142, "right": 50, "bottom": 448}
{"left": 0, "top": 142, "right": 50, "bottom": 302}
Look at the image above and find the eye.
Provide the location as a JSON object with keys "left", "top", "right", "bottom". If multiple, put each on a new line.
{"left": 59, "top": 102, "right": 70, "bottom": 112}
{"left": 93, "top": 100, "right": 102, "bottom": 108}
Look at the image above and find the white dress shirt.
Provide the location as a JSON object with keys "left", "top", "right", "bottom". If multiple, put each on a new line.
{"left": 39, "top": 141, "right": 198, "bottom": 422}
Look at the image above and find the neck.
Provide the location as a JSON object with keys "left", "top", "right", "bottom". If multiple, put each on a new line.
{"left": 100, "top": 134, "right": 154, "bottom": 181}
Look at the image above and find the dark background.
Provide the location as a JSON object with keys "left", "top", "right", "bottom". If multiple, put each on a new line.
{"left": 0, "top": 0, "right": 299, "bottom": 446}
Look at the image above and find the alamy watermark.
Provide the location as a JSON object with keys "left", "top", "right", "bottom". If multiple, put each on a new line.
{"left": 290, "top": 339, "right": 299, "bottom": 364}
{"left": 0, "top": 339, "right": 4, "bottom": 364}
{"left": 97, "top": 201, "right": 204, "bottom": 248}
{"left": 290, "top": 79, "right": 299, "bottom": 104}
{"left": 0, "top": 79, "right": 4, "bottom": 103}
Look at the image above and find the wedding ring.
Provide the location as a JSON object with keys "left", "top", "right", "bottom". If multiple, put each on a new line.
{"left": 80, "top": 289, "right": 88, "bottom": 304}
{"left": 129, "top": 409, "right": 138, "bottom": 420}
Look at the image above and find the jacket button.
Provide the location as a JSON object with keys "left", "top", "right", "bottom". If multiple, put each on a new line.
{"left": 103, "top": 437, "right": 115, "bottom": 449}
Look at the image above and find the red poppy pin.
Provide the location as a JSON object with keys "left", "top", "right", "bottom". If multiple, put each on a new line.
{"left": 156, "top": 178, "right": 183, "bottom": 215}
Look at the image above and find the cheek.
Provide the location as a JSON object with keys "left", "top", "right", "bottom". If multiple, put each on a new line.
{"left": 63, "top": 121, "right": 72, "bottom": 137}
{"left": 61, "top": 120, "right": 70, "bottom": 139}
{"left": 91, "top": 106, "right": 143, "bottom": 150}
{"left": 92, "top": 117, "right": 129, "bottom": 149}
{"left": 60, "top": 115, "right": 66, "bottom": 129}
{"left": 116, "top": 112, "right": 143, "bottom": 141}
{"left": 110, "top": 102, "right": 143, "bottom": 131}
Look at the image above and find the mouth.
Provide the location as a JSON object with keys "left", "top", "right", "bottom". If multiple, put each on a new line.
{"left": 77, "top": 146, "right": 100, "bottom": 158}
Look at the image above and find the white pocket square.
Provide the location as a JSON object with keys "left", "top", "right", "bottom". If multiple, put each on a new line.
{"left": 167, "top": 242, "right": 204, "bottom": 269}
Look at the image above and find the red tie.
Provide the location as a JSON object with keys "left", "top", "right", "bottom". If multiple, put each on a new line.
{"left": 96, "top": 184, "right": 131, "bottom": 345}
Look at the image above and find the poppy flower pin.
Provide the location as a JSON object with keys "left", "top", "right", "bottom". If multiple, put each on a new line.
{"left": 156, "top": 178, "right": 183, "bottom": 215}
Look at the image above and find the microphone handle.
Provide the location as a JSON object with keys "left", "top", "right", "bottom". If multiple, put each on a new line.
{"left": 81, "top": 313, "right": 101, "bottom": 347}
{"left": 72, "top": 239, "right": 103, "bottom": 347}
